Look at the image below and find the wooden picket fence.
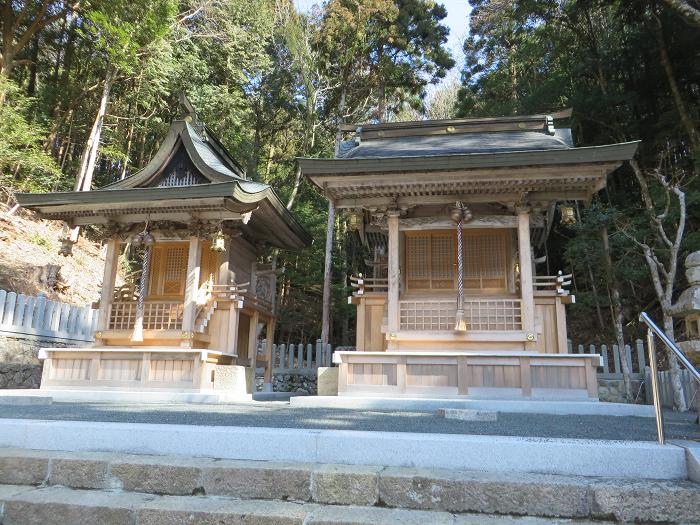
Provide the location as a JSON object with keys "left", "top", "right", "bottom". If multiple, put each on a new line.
{"left": 645, "top": 368, "right": 698, "bottom": 408}
{"left": 568, "top": 339, "right": 646, "bottom": 379}
{"left": 570, "top": 338, "right": 698, "bottom": 407}
{"left": 0, "top": 289, "right": 97, "bottom": 342}
{"left": 264, "top": 340, "right": 334, "bottom": 370}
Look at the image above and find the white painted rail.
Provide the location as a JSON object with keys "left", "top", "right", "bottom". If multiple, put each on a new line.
{"left": 0, "top": 289, "right": 97, "bottom": 342}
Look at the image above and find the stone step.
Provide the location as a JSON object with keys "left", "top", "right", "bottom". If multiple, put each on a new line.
{"left": 0, "top": 448, "right": 698, "bottom": 522}
{"left": 0, "top": 484, "right": 614, "bottom": 525}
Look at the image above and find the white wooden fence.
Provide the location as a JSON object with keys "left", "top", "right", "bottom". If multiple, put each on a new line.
{"left": 265, "top": 340, "right": 334, "bottom": 370}
{"left": 570, "top": 338, "right": 698, "bottom": 407}
{"left": 0, "top": 289, "right": 97, "bottom": 342}
{"left": 568, "top": 339, "right": 646, "bottom": 379}
{"left": 645, "top": 368, "right": 698, "bottom": 408}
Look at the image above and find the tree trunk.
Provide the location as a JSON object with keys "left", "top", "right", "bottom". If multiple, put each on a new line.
{"left": 661, "top": 0, "right": 700, "bottom": 27}
{"left": 70, "top": 66, "right": 115, "bottom": 242}
{"left": 334, "top": 86, "right": 347, "bottom": 157}
{"left": 320, "top": 200, "right": 335, "bottom": 347}
{"left": 601, "top": 226, "right": 632, "bottom": 401}
{"left": 655, "top": 17, "right": 700, "bottom": 152}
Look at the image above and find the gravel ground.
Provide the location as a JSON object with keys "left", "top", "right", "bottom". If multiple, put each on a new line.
{"left": 0, "top": 401, "right": 697, "bottom": 441}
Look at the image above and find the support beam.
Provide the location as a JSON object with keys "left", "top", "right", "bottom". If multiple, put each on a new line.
{"left": 181, "top": 235, "right": 202, "bottom": 348}
{"left": 95, "top": 235, "right": 120, "bottom": 339}
{"left": 387, "top": 209, "right": 400, "bottom": 347}
{"left": 517, "top": 209, "right": 536, "bottom": 339}
{"left": 320, "top": 200, "right": 335, "bottom": 347}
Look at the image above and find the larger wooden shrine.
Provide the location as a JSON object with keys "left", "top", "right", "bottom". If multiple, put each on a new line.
{"left": 17, "top": 103, "right": 310, "bottom": 396}
{"left": 300, "top": 113, "right": 638, "bottom": 400}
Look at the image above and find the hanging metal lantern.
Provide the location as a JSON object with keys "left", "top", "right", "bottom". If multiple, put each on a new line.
{"left": 211, "top": 230, "right": 226, "bottom": 252}
{"left": 347, "top": 210, "right": 362, "bottom": 231}
{"left": 142, "top": 231, "right": 155, "bottom": 246}
{"left": 560, "top": 205, "right": 576, "bottom": 225}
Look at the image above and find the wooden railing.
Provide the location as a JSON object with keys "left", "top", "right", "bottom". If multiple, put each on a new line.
{"left": 399, "top": 298, "right": 523, "bottom": 331}
{"left": 0, "top": 289, "right": 97, "bottom": 342}
{"left": 350, "top": 274, "right": 388, "bottom": 295}
{"left": 533, "top": 271, "right": 572, "bottom": 296}
{"left": 108, "top": 300, "right": 184, "bottom": 330}
{"left": 266, "top": 339, "right": 335, "bottom": 369}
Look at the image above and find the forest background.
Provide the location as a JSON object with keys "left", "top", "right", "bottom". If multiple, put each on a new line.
{"left": 1, "top": 0, "right": 699, "bottom": 357}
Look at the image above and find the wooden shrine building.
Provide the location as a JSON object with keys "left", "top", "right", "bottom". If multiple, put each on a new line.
{"left": 16, "top": 102, "right": 310, "bottom": 396}
{"left": 300, "top": 112, "right": 638, "bottom": 400}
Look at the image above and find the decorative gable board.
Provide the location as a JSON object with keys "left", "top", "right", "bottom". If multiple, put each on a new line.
{"left": 148, "top": 146, "right": 207, "bottom": 188}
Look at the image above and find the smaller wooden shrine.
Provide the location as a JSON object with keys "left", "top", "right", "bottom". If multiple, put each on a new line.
{"left": 300, "top": 112, "right": 638, "bottom": 400}
{"left": 16, "top": 99, "right": 310, "bottom": 396}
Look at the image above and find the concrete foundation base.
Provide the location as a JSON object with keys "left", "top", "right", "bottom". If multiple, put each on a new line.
{"left": 290, "top": 395, "right": 655, "bottom": 417}
{"left": 0, "top": 418, "right": 687, "bottom": 480}
{"left": 0, "top": 389, "right": 253, "bottom": 404}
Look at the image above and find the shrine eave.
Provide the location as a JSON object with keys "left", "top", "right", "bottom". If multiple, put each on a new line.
{"left": 298, "top": 141, "right": 640, "bottom": 177}
{"left": 15, "top": 181, "right": 311, "bottom": 250}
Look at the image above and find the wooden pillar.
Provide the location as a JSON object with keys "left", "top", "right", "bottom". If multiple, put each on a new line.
{"left": 217, "top": 238, "right": 232, "bottom": 286}
{"left": 248, "top": 310, "right": 260, "bottom": 376}
{"left": 263, "top": 317, "right": 275, "bottom": 390}
{"left": 387, "top": 209, "right": 400, "bottom": 348}
{"left": 517, "top": 209, "right": 535, "bottom": 339}
{"left": 95, "top": 234, "right": 120, "bottom": 338}
{"left": 181, "top": 235, "right": 202, "bottom": 348}
{"left": 320, "top": 200, "right": 335, "bottom": 347}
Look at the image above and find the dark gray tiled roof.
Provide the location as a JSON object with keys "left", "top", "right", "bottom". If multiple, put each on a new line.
{"left": 337, "top": 129, "right": 574, "bottom": 159}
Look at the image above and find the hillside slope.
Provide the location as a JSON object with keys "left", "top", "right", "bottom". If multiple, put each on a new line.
{"left": 0, "top": 205, "right": 109, "bottom": 307}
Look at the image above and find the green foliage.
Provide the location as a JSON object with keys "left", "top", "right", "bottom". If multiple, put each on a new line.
{"left": 0, "top": 78, "right": 62, "bottom": 193}
{"left": 458, "top": 0, "right": 700, "bottom": 341}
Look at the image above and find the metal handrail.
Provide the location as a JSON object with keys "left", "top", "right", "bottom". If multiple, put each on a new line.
{"left": 638, "top": 311, "right": 700, "bottom": 444}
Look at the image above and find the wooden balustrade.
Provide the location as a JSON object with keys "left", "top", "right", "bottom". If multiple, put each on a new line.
{"left": 533, "top": 271, "right": 572, "bottom": 296}
{"left": 399, "top": 298, "right": 523, "bottom": 331}
{"left": 350, "top": 274, "right": 388, "bottom": 295}
{"left": 108, "top": 301, "right": 184, "bottom": 330}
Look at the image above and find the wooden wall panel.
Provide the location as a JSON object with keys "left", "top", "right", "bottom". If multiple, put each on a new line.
{"left": 468, "top": 364, "right": 521, "bottom": 388}
{"left": 51, "top": 359, "right": 91, "bottom": 380}
{"left": 98, "top": 358, "right": 141, "bottom": 381}
{"left": 228, "top": 237, "right": 257, "bottom": 284}
{"left": 406, "top": 364, "right": 457, "bottom": 387}
{"left": 348, "top": 363, "right": 397, "bottom": 386}
{"left": 149, "top": 358, "right": 194, "bottom": 383}
{"left": 531, "top": 365, "right": 585, "bottom": 389}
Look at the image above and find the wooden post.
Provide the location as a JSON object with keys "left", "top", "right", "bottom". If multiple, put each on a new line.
{"left": 387, "top": 209, "right": 400, "bottom": 348}
{"left": 263, "top": 317, "right": 275, "bottom": 389}
{"left": 321, "top": 200, "right": 335, "bottom": 347}
{"left": 248, "top": 311, "right": 260, "bottom": 391}
{"left": 96, "top": 234, "right": 120, "bottom": 338}
{"left": 517, "top": 209, "right": 535, "bottom": 339}
{"left": 226, "top": 301, "right": 240, "bottom": 356}
{"left": 181, "top": 235, "right": 202, "bottom": 348}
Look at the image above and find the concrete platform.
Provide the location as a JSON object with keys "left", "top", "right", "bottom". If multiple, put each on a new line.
{"left": 0, "top": 389, "right": 253, "bottom": 404}
{"left": 0, "top": 418, "right": 688, "bottom": 480}
{"left": 290, "top": 395, "right": 656, "bottom": 417}
{"left": 0, "top": 395, "right": 52, "bottom": 406}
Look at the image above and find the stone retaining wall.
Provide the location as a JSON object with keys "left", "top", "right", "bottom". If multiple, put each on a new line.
{"left": 0, "top": 363, "right": 42, "bottom": 389}
{"left": 0, "top": 333, "right": 90, "bottom": 364}
{"left": 598, "top": 378, "right": 644, "bottom": 404}
{"left": 256, "top": 369, "right": 318, "bottom": 394}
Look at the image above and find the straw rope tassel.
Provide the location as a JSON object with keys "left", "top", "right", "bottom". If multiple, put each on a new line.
{"left": 131, "top": 245, "right": 152, "bottom": 342}
{"left": 454, "top": 218, "right": 467, "bottom": 332}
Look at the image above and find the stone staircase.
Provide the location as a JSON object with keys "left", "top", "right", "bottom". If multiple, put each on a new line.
{"left": 0, "top": 448, "right": 699, "bottom": 524}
